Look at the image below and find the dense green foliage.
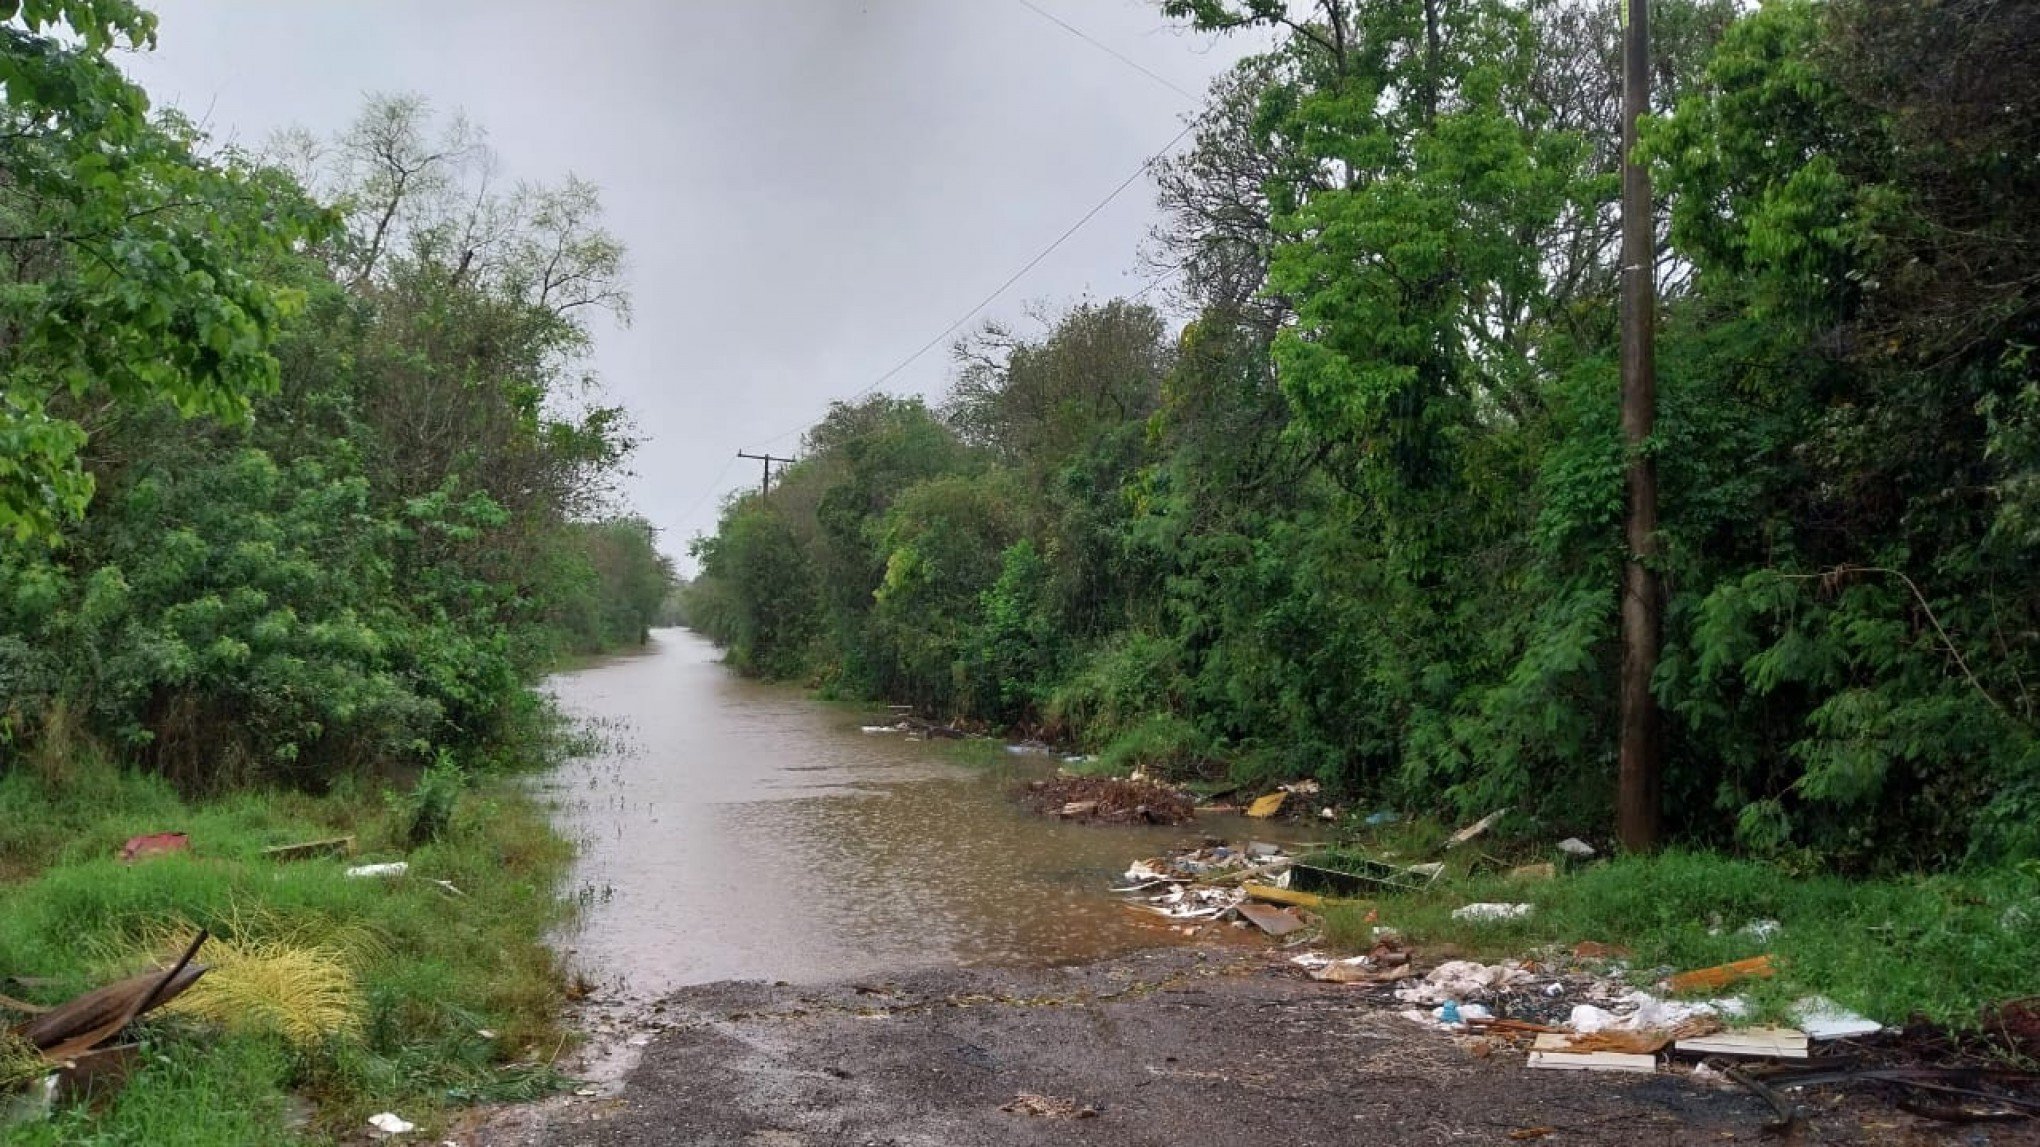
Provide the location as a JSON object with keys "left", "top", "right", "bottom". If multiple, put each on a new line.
{"left": 689, "top": 0, "right": 2039, "bottom": 869}
{"left": 0, "top": 13, "right": 674, "bottom": 789}
{"left": 0, "top": 5, "right": 674, "bottom": 1137}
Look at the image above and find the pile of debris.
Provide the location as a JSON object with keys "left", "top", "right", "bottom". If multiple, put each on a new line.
{"left": 1019, "top": 774, "right": 1196, "bottom": 825}
{"left": 1114, "top": 842, "right": 1329, "bottom": 936}
{"left": 1289, "top": 941, "right": 2040, "bottom": 1125}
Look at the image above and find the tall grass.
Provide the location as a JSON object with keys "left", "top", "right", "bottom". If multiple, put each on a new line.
{"left": 0, "top": 755, "right": 574, "bottom": 1144}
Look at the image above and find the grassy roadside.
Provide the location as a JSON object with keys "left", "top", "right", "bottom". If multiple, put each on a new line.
{"left": 0, "top": 752, "right": 577, "bottom": 1145}
{"left": 1306, "top": 824, "right": 2040, "bottom": 1034}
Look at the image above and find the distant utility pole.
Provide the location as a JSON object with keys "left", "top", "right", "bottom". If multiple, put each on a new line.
{"left": 1617, "top": 0, "right": 1662, "bottom": 851}
{"left": 736, "top": 451, "right": 796, "bottom": 500}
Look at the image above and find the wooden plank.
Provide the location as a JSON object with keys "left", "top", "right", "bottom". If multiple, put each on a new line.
{"left": 1673, "top": 1026, "right": 1810, "bottom": 1059}
{"left": 1527, "top": 1050, "right": 1657, "bottom": 1073}
{"left": 1241, "top": 883, "right": 1325, "bottom": 909}
{"left": 1236, "top": 902, "right": 1307, "bottom": 937}
{"left": 260, "top": 835, "right": 355, "bottom": 861}
{"left": 1666, "top": 954, "right": 1775, "bottom": 994}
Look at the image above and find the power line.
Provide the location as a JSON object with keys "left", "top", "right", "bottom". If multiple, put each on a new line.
{"left": 742, "top": 115, "right": 1203, "bottom": 451}
{"left": 1013, "top": 0, "right": 1201, "bottom": 102}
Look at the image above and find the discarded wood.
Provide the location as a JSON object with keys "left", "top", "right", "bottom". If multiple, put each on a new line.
{"left": 1508, "top": 862, "right": 1556, "bottom": 881}
{"left": 1673, "top": 1025, "right": 1809, "bottom": 1059}
{"left": 1470, "top": 1018, "right": 1569, "bottom": 1036}
{"left": 260, "top": 835, "right": 355, "bottom": 861}
{"left": 16, "top": 930, "right": 209, "bottom": 1061}
{"left": 1725, "top": 1064, "right": 1806, "bottom": 1134}
{"left": 1526, "top": 1049, "right": 1657, "bottom": 1074}
{"left": 1241, "top": 882, "right": 1324, "bottom": 909}
{"left": 1236, "top": 902, "right": 1307, "bottom": 937}
{"left": 1534, "top": 1029, "right": 1670, "bottom": 1054}
{"left": 1666, "top": 953, "right": 1775, "bottom": 994}
{"left": 1446, "top": 808, "right": 1508, "bottom": 848}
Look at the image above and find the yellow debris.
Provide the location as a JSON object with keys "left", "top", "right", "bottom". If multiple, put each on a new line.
{"left": 1245, "top": 792, "right": 1287, "bottom": 818}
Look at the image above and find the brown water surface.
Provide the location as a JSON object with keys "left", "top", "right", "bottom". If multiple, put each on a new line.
{"left": 542, "top": 628, "right": 1310, "bottom": 999}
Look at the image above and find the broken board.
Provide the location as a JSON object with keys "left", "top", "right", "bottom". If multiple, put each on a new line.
{"left": 1526, "top": 1049, "right": 1657, "bottom": 1074}
{"left": 1237, "top": 902, "right": 1307, "bottom": 937}
{"left": 1673, "top": 1026, "right": 1809, "bottom": 1059}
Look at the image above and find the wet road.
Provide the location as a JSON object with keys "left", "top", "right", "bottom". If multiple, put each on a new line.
{"left": 541, "top": 628, "right": 1301, "bottom": 999}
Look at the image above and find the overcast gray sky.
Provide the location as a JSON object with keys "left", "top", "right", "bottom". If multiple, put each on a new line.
{"left": 123, "top": 1, "right": 1267, "bottom": 569}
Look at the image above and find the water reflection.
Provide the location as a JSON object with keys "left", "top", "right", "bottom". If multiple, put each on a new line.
{"left": 542, "top": 629, "right": 1311, "bottom": 998}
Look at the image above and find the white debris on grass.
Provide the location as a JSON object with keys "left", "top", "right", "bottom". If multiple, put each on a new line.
{"left": 1451, "top": 902, "right": 1534, "bottom": 922}
{"left": 345, "top": 862, "right": 409, "bottom": 879}
{"left": 1569, "top": 991, "right": 1747, "bottom": 1034}
{"left": 1792, "top": 996, "right": 1884, "bottom": 1040}
{"left": 1393, "top": 959, "right": 1534, "bottom": 1005}
{"left": 367, "top": 1111, "right": 415, "bottom": 1135}
{"left": 1557, "top": 837, "right": 1596, "bottom": 858}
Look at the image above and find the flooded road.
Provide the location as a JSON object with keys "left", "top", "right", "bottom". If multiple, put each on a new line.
{"left": 541, "top": 628, "right": 1301, "bottom": 1000}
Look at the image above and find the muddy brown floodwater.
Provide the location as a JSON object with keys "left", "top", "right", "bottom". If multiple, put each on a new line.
{"left": 540, "top": 628, "right": 1306, "bottom": 1001}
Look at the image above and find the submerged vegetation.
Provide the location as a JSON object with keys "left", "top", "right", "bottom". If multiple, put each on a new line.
{"left": 686, "top": 0, "right": 2040, "bottom": 871}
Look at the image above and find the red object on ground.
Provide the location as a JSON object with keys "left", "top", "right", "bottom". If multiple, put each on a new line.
{"left": 117, "top": 832, "right": 189, "bottom": 864}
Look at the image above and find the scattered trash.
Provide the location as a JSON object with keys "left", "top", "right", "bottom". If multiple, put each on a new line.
{"left": 1791, "top": 997, "right": 1882, "bottom": 1040}
{"left": 999, "top": 1092, "right": 1098, "bottom": 1119}
{"left": 1556, "top": 837, "right": 1596, "bottom": 858}
{"left": 1280, "top": 779, "right": 1322, "bottom": 796}
{"left": 1319, "top": 806, "right": 1338, "bottom": 821}
{"left": 1395, "top": 960, "right": 1533, "bottom": 1006}
{"left": 1237, "top": 903, "right": 1307, "bottom": 937}
{"left": 344, "top": 862, "right": 409, "bottom": 879}
{"left": 1674, "top": 1026, "right": 1810, "bottom": 1059}
{"left": 368, "top": 1111, "right": 416, "bottom": 1135}
{"left": 1452, "top": 902, "right": 1534, "bottom": 922}
{"left": 259, "top": 836, "right": 355, "bottom": 862}
{"left": 1447, "top": 808, "right": 1508, "bottom": 848}
{"left": 116, "top": 833, "right": 188, "bottom": 864}
{"left": 1739, "top": 918, "right": 1783, "bottom": 942}
{"left": 1508, "top": 863, "right": 1556, "bottom": 882}
{"left": 1571, "top": 940, "right": 1629, "bottom": 960}
{"left": 1364, "top": 810, "right": 1400, "bottom": 827}
{"left": 1665, "top": 954, "right": 1775, "bottom": 994}
{"left": 1020, "top": 775, "right": 1195, "bottom": 825}
{"left": 1244, "top": 792, "right": 1287, "bottom": 818}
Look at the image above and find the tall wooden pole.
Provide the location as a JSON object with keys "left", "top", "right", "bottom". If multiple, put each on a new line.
{"left": 1618, "top": 0, "right": 1662, "bottom": 851}
{"left": 737, "top": 451, "right": 797, "bottom": 501}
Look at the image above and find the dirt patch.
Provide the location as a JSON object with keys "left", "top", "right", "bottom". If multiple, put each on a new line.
{"left": 1016, "top": 774, "right": 1196, "bottom": 825}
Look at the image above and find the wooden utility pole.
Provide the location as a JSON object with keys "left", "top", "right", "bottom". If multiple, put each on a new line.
{"left": 736, "top": 451, "right": 796, "bottom": 500}
{"left": 1617, "top": 0, "right": 1662, "bottom": 851}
